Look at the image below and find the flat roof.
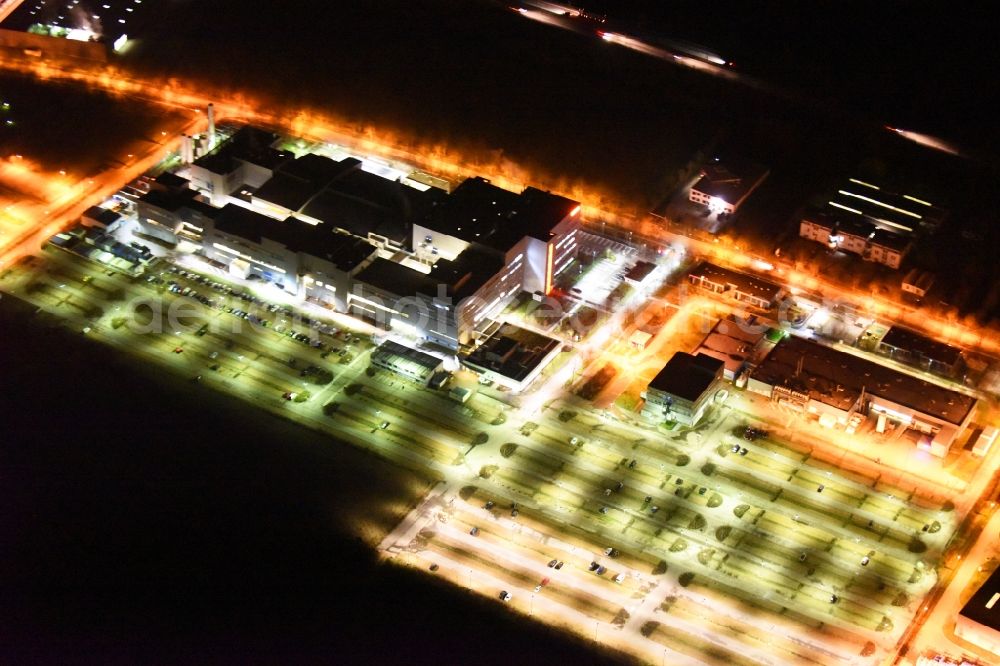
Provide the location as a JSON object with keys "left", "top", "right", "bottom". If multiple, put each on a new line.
{"left": 879, "top": 326, "right": 962, "bottom": 367}
{"left": 253, "top": 173, "right": 324, "bottom": 212}
{"left": 509, "top": 186, "right": 579, "bottom": 242}
{"left": 155, "top": 172, "right": 190, "bottom": 190}
{"left": 139, "top": 187, "right": 209, "bottom": 214}
{"left": 836, "top": 214, "right": 876, "bottom": 238}
{"left": 420, "top": 177, "right": 578, "bottom": 253}
{"left": 463, "top": 323, "right": 560, "bottom": 383}
{"left": 624, "top": 260, "right": 657, "bottom": 284}
{"left": 695, "top": 316, "right": 764, "bottom": 375}
{"left": 83, "top": 205, "right": 121, "bottom": 224}
{"left": 751, "top": 336, "right": 975, "bottom": 425}
{"left": 212, "top": 204, "right": 376, "bottom": 271}
{"left": 691, "top": 159, "right": 768, "bottom": 206}
{"left": 355, "top": 246, "right": 503, "bottom": 302}
{"left": 355, "top": 257, "right": 442, "bottom": 300}
{"left": 372, "top": 340, "right": 442, "bottom": 371}
{"left": 960, "top": 565, "right": 1000, "bottom": 632}
{"left": 253, "top": 155, "right": 360, "bottom": 212}
{"left": 193, "top": 126, "right": 291, "bottom": 176}
{"left": 302, "top": 169, "right": 445, "bottom": 244}
{"left": 689, "top": 262, "right": 783, "bottom": 301}
{"left": 869, "top": 228, "right": 911, "bottom": 252}
{"left": 649, "top": 352, "right": 723, "bottom": 402}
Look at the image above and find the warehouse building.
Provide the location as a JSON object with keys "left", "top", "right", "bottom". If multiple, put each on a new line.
{"left": 748, "top": 336, "right": 976, "bottom": 455}
{"left": 688, "top": 159, "right": 769, "bottom": 216}
{"left": 370, "top": 340, "right": 443, "bottom": 383}
{"left": 641, "top": 352, "right": 724, "bottom": 425}
{"left": 876, "top": 326, "right": 964, "bottom": 377}
{"left": 955, "top": 566, "right": 1000, "bottom": 658}
{"left": 687, "top": 262, "right": 784, "bottom": 310}
{"left": 462, "top": 323, "right": 562, "bottom": 393}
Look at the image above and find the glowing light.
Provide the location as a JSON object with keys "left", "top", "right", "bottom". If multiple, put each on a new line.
{"left": 848, "top": 178, "right": 879, "bottom": 190}
{"left": 545, "top": 242, "right": 554, "bottom": 294}
{"left": 707, "top": 196, "right": 727, "bottom": 214}
{"left": 837, "top": 190, "right": 922, "bottom": 220}
{"left": 903, "top": 194, "right": 932, "bottom": 206}
{"left": 828, "top": 201, "right": 863, "bottom": 215}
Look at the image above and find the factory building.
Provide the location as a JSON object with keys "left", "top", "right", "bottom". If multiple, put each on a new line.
{"left": 135, "top": 125, "right": 582, "bottom": 353}
{"left": 748, "top": 336, "right": 976, "bottom": 455}
{"left": 199, "top": 203, "right": 379, "bottom": 304}
{"left": 798, "top": 178, "right": 946, "bottom": 269}
{"left": 687, "top": 262, "right": 784, "bottom": 310}
{"left": 641, "top": 352, "right": 724, "bottom": 425}
{"left": 875, "top": 325, "right": 964, "bottom": 378}
{"left": 955, "top": 566, "right": 1000, "bottom": 658}
{"left": 370, "top": 340, "right": 443, "bottom": 384}
{"left": 462, "top": 323, "right": 562, "bottom": 393}
{"left": 688, "top": 159, "right": 769, "bottom": 216}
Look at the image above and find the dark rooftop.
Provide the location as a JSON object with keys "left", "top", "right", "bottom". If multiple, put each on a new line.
{"left": 373, "top": 340, "right": 442, "bottom": 371}
{"left": 253, "top": 155, "right": 360, "bottom": 212}
{"left": 355, "top": 245, "right": 503, "bottom": 302}
{"left": 624, "top": 260, "right": 657, "bottom": 284}
{"left": 83, "top": 206, "right": 122, "bottom": 227}
{"left": 212, "top": 204, "right": 376, "bottom": 271}
{"left": 820, "top": 179, "right": 948, "bottom": 240}
{"left": 689, "top": 262, "right": 783, "bottom": 301}
{"left": 193, "top": 126, "right": 291, "bottom": 176}
{"left": 694, "top": 316, "right": 765, "bottom": 376}
{"left": 833, "top": 213, "right": 875, "bottom": 238}
{"left": 508, "top": 186, "right": 580, "bottom": 242}
{"left": 463, "top": 323, "right": 561, "bottom": 383}
{"left": 648, "top": 352, "right": 723, "bottom": 402}
{"left": 868, "top": 228, "right": 911, "bottom": 252}
{"left": 354, "top": 258, "right": 443, "bottom": 300}
{"left": 302, "top": 169, "right": 445, "bottom": 244}
{"left": 959, "top": 565, "right": 1000, "bottom": 632}
{"left": 154, "top": 172, "right": 190, "bottom": 191}
{"left": 420, "top": 177, "right": 578, "bottom": 253}
{"left": 879, "top": 326, "right": 963, "bottom": 368}
{"left": 139, "top": 187, "right": 207, "bottom": 214}
{"left": 253, "top": 173, "right": 325, "bottom": 212}
{"left": 692, "top": 159, "right": 768, "bottom": 207}
{"left": 751, "top": 336, "right": 975, "bottom": 425}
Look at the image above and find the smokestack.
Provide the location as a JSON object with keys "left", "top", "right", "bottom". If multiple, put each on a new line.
{"left": 207, "top": 103, "right": 216, "bottom": 150}
{"left": 180, "top": 134, "right": 193, "bottom": 163}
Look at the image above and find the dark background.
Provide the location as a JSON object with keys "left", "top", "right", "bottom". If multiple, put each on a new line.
{"left": 2, "top": 1, "right": 998, "bottom": 663}
{"left": 0, "top": 296, "right": 626, "bottom": 665}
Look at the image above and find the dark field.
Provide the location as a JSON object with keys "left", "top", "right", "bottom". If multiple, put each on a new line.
{"left": 0, "top": 72, "right": 185, "bottom": 176}
{"left": 118, "top": 0, "right": 1000, "bottom": 318}
{"left": 0, "top": 294, "right": 625, "bottom": 665}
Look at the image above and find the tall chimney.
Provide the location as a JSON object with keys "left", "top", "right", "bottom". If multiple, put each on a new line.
{"left": 181, "top": 134, "right": 193, "bottom": 163}
{"left": 207, "top": 103, "right": 216, "bottom": 150}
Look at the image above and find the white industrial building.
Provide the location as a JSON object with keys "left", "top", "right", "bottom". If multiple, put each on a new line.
{"left": 134, "top": 125, "right": 582, "bottom": 353}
